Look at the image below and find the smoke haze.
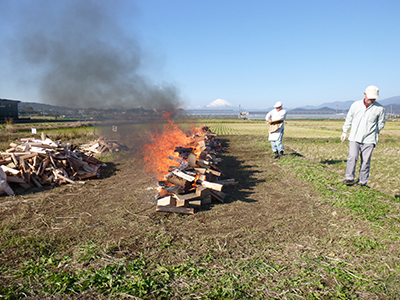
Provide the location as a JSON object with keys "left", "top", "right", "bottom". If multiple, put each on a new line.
{"left": 9, "top": 0, "right": 181, "bottom": 112}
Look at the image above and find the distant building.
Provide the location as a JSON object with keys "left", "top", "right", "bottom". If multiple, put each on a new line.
{"left": 0, "top": 99, "right": 20, "bottom": 121}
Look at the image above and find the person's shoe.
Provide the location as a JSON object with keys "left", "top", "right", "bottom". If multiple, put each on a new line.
{"left": 273, "top": 152, "right": 280, "bottom": 159}
{"left": 279, "top": 151, "right": 284, "bottom": 157}
{"left": 354, "top": 182, "right": 367, "bottom": 187}
{"left": 343, "top": 179, "right": 355, "bottom": 185}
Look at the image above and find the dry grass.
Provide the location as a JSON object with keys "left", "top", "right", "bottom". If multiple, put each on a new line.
{"left": 1, "top": 119, "right": 400, "bottom": 299}
{"left": 208, "top": 119, "right": 400, "bottom": 197}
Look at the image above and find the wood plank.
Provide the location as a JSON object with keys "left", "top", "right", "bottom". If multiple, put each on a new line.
{"left": 167, "top": 174, "right": 188, "bottom": 187}
{"left": 172, "top": 169, "right": 196, "bottom": 182}
{"left": 194, "top": 167, "right": 207, "bottom": 175}
{"left": 52, "top": 170, "right": 76, "bottom": 184}
{"left": 157, "top": 196, "right": 176, "bottom": 206}
{"left": 175, "top": 198, "right": 187, "bottom": 207}
{"left": 210, "top": 190, "right": 226, "bottom": 203}
{"left": 6, "top": 176, "right": 26, "bottom": 183}
{"left": 19, "top": 153, "right": 38, "bottom": 160}
{"left": 0, "top": 165, "right": 20, "bottom": 175}
{"left": 11, "top": 154, "right": 19, "bottom": 167}
{"left": 206, "top": 169, "right": 221, "bottom": 176}
{"left": 201, "top": 181, "right": 223, "bottom": 191}
{"left": 196, "top": 186, "right": 211, "bottom": 197}
{"left": 31, "top": 176, "right": 43, "bottom": 188}
{"left": 188, "top": 200, "right": 201, "bottom": 207}
{"left": 156, "top": 205, "right": 194, "bottom": 215}
{"left": 174, "top": 192, "right": 201, "bottom": 201}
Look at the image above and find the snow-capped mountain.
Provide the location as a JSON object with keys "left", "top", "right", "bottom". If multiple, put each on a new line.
{"left": 206, "top": 99, "right": 234, "bottom": 108}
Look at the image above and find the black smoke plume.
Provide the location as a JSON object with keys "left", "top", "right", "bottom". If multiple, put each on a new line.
{"left": 10, "top": 0, "right": 181, "bottom": 112}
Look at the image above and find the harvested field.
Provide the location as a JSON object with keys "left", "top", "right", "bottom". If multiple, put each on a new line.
{"left": 1, "top": 119, "right": 400, "bottom": 299}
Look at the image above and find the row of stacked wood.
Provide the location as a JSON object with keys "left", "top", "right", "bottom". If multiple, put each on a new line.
{"left": 0, "top": 134, "right": 107, "bottom": 196}
{"left": 156, "top": 126, "right": 238, "bottom": 214}
{"left": 80, "top": 137, "right": 129, "bottom": 154}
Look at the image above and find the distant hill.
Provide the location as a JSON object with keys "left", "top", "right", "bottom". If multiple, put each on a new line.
{"left": 17, "top": 95, "right": 400, "bottom": 117}
{"left": 384, "top": 104, "right": 400, "bottom": 115}
{"left": 298, "top": 96, "right": 400, "bottom": 114}
{"left": 380, "top": 96, "right": 400, "bottom": 105}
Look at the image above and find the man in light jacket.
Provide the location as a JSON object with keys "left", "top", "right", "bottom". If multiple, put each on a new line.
{"left": 266, "top": 101, "right": 287, "bottom": 159}
{"left": 341, "top": 85, "right": 385, "bottom": 186}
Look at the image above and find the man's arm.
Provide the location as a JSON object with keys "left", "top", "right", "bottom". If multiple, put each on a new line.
{"left": 377, "top": 107, "right": 386, "bottom": 133}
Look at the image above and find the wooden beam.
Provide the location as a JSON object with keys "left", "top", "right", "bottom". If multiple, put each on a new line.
{"left": 201, "top": 181, "right": 223, "bottom": 191}
{"left": 172, "top": 170, "right": 196, "bottom": 182}
{"left": 156, "top": 205, "right": 194, "bottom": 215}
{"left": 174, "top": 192, "right": 201, "bottom": 202}
{"left": 196, "top": 186, "right": 211, "bottom": 197}
{"left": 157, "top": 196, "right": 176, "bottom": 206}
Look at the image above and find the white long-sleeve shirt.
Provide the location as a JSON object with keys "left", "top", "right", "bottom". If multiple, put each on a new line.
{"left": 343, "top": 99, "right": 385, "bottom": 145}
{"left": 265, "top": 108, "right": 287, "bottom": 141}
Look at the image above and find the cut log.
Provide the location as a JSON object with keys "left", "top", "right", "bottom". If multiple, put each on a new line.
{"left": 188, "top": 153, "right": 197, "bottom": 167}
{"left": 156, "top": 205, "right": 194, "bottom": 215}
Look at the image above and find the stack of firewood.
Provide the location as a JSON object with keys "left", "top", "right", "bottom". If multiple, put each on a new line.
{"left": 80, "top": 137, "right": 128, "bottom": 154}
{"left": 156, "top": 127, "right": 238, "bottom": 214}
{"left": 0, "top": 135, "right": 106, "bottom": 194}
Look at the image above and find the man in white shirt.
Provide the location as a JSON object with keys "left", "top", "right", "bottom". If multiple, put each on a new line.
{"left": 340, "top": 85, "right": 386, "bottom": 186}
{"left": 266, "top": 101, "right": 287, "bottom": 159}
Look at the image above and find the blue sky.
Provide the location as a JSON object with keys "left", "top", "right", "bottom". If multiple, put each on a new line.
{"left": 1, "top": 0, "right": 399, "bottom": 109}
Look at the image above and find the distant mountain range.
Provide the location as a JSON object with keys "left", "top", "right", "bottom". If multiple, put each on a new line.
{"left": 293, "top": 96, "right": 400, "bottom": 115}
{"left": 300, "top": 95, "right": 400, "bottom": 111}
{"left": 199, "top": 96, "right": 400, "bottom": 113}
{"left": 16, "top": 95, "right": 400, "bottom": 116}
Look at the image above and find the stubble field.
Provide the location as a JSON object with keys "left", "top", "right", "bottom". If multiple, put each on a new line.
{"left": 1, "top": 118, "right": 399, "bottom": 299}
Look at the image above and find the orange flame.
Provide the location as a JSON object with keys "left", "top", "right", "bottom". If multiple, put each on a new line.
{"left": 143, "top": 118, "right": 193, "bottom": 180}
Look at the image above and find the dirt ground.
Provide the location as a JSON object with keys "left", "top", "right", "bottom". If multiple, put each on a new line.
{"left": 0, "top": 133, "right": 380, "bottom": 297}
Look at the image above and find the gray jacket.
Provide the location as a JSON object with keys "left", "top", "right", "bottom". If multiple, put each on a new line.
{"left": 343, "top": 99, "right": 385, "bottom": 145}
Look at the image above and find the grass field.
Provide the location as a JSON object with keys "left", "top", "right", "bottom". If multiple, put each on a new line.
{"left": 1, "top": 118, "right": 400, "bottom": 299}
{"left": 205, "top": 119, "right": 400, "bottom": 197}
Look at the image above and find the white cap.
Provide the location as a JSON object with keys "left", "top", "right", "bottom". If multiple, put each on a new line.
{"left": 273, "top": 101, "right": 283, "bottom": 108}
{"left": 365, "top": 85, "right": 379, "bottom": 100}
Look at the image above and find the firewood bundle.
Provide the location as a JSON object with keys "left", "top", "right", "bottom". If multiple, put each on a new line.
{"left": 156, "top": 127, "right": 238, "bottom": 215}
{"left": 0, "top": 136, "right": 106, "bottom": 193}
{"left": 80, "top": 137, "right": 128, "bottom": 154}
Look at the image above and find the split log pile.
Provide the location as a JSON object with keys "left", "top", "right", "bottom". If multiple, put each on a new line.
{"left": 0, "top": 135, "right": 107, "bottom": 194}
{"left": 80, "top": 137, "right": 128, "bottom": 154}
{"left": 156, "top": 126, "right": 238, "bottom": 215}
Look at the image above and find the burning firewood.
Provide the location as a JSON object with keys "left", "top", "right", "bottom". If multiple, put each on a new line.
{"left": 144, "top": 124, "right": 237, "bottom": 214}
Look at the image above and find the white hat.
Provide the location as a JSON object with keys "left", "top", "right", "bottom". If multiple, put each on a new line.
{"left": 365, "top": 85, "right": 379, "bottom": 100}
{"left": 273, "top": 101, "right": 283, "bottom": 108}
